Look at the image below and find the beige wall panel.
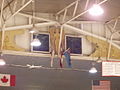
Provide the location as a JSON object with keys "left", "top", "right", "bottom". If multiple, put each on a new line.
{"left": 0, "top": 30, "right": 26, "bottom": 51}
{"left": 87, "top": 36, "right": 120, "bottom": 59}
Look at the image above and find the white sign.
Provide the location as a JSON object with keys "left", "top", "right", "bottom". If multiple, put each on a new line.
{"left": 102, "top": 61, "right": 120, "bottom": 76}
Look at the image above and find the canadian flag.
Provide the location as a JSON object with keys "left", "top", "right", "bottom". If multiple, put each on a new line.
{"left": 0, "top": 74, "right": 16, "bottom": 87}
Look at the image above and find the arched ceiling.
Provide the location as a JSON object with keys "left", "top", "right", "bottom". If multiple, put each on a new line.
{"left": 1, "top": 0, "right": 120, "bottom": 22}
{"left": 21, "top": 0, "right": 120, "bottom": 22}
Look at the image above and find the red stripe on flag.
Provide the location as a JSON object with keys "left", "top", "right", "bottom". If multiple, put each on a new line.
{"left": 10, "top": 75, "right": 16, "bottom": 86}
{"left": 92, "top": 80, "right": 110, "bottom": 90}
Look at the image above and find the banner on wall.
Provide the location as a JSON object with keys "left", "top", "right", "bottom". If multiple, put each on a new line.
{"left": 102, "top": 61, "right": 120, "bottom": 76}
{"left": 0, "top": 74, "right": 16, "bottom": 87}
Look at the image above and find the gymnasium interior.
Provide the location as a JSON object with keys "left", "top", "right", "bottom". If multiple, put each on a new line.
{"left": 0, "top": 0, "right": 120, "bottom": 90}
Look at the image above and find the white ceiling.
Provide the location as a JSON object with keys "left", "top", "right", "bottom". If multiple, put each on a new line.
{"left": 0, "top": 0, "right": 120, "bottom": 22}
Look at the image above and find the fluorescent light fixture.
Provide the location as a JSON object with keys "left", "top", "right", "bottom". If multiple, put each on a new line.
{"left": 89, "top": 4, "right": 104, "bottom": 16}
{"left": 31, "top": 38, "right": 41, "bottom": 46}
{"left": 27, "top": 64, "right": 42, "bottom": 69}
{"left": 0, "top": 59, "right": 6, "bottom": 66}
{"left": 89, "top": 67, "right": 97, "bottom": 73}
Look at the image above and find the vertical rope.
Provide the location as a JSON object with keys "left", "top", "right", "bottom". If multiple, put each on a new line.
{"left": 1, "top": 24, "right": 6, "bottom": 51}
{"left": 31, "top": 0, "right": 34, "bottom": 27}
{"left": 91, "top": 23, "right": 94, "bottom": 59}
{"left": 0, "top": 0, "right": 5, "bottom": 27}
{"left": 58, "top": 26, "right": 63, "bottom": 56}
{"left": 0, "top": 0, "right": 5, "bottom": 52}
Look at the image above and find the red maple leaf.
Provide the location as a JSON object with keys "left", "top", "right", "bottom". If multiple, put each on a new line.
{"left": 1, "top": 76, "right": 8, "bottom": 83}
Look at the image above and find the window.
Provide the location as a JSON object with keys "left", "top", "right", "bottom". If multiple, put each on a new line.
{"left": 31, "top": 33, "right": 50, "bottom": 53}
{"left": 65, "top": 35, "right": 82, "bottom": 54}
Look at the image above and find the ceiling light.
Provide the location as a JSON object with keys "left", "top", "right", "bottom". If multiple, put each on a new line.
{"left": 29, "top": 29, "right": 36, "bottom": 33}
{"left": 31, "top": 38, "right": 41, "bottom": 46}
{"left": 0, "top": 59, "right": 6, "bottom": 66}
{"left": 29, "top": 0, "right": 38, "bottom": 34}
{"left": 89, "top": 4, "right": 104, "bottom": 16}
{"left": 29, "top": 26, "right": 38, "bottom": 33}
{"left": 89, "top": 67, "right": 97, "bottom": 73}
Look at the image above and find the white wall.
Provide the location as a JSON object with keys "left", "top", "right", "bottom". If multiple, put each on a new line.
{"left": 3, "top": 13, "right": 120, "bottom": 55}
{"left": 82, "top": 36, "right": 93, "bottom": 55}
